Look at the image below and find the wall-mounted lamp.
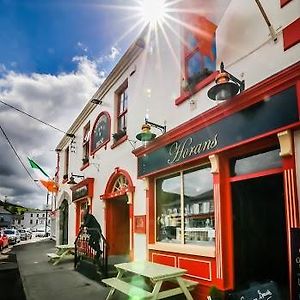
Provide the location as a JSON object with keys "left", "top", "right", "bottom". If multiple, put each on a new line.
{"left": 66, "top": 133, "right": 75, "bottom": 138}
{"left": 136, "top": 119, "right": 166, "bottom": 142}
{"left": 207, "top": 62, "right": 245, "bottom": 101}
{"left": 67, "top": 173, "right": 84, "bottom": 185}
{"left": 91, "top": 99, "right": 102, "bottom": 105}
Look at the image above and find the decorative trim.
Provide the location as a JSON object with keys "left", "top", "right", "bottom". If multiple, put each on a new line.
{"left": 209, "top": 154, "right": 219, "bottom": 174}
{"left": 178, "top": 257, "right": 212, "bottom": 281}
{"left": 283, "top": 18, "right": 300, "bottom": 51}
{"left": 111, "top": 134, "right": 128, "bottom": 149}
{"left": 278, "top": 130, "right": 293, "bottom": 157}
{"left": 214, "top": 183, "right": 223, "bottom": 279}
{"left": 175, "top": 72, "right": 217, "bottom": 106}
{"left": 151, "top": 253, "right": 177, "bottom": 267}
{"left": 284, "top": 169, "right": 299, "bottom": 228}
{"left": 280, "top": 0, "right": 293, "bottom": 8}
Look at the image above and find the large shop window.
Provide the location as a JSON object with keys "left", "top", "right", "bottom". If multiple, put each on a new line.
{"left": 156, "top": 165, "right": 214, "bottom": 246}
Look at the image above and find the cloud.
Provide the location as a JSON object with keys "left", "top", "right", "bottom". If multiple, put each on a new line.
{"left": 108, "top": 46, "right": 120, "bottom": 60}
{"left": 0, "top": 56, "right": 105, "bottom": 209}
{"left": 96, "top": 45, "right": 121, "bottom": 65}
{"left": 77, "top": 42, "right": 88, "bottom": 53}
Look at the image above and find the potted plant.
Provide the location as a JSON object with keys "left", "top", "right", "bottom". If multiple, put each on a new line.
{"left": 112, "top": 129, "right": 126, "bottom": 142}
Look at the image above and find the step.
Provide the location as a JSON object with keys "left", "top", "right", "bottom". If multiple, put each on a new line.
{"left": 102, "top": 278, "right": 152, "bottom": 299}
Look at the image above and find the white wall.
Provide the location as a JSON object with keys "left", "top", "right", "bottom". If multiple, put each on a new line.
{"left": 55, "top": 0, "right": 299, "bottom": 259}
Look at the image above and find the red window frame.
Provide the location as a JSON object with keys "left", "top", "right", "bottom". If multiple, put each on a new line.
{"left": 82, "top": 122, "right": 90, "bottom": 167}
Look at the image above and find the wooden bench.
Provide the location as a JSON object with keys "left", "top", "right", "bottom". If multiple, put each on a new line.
{"left": 47, "top": 244, "right": 75, "bottom": 265}
{"left": 47, "top": 253, "right": 60, "bottom": 260}
{"left": 102, "top": 278, "right": 153, "bottom": 299}
{"left": 103, "top": 261, "right": 197, "bottom": 300}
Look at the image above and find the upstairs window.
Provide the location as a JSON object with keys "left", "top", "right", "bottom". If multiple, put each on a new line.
{"left": 184, "top": 16, "right": 216, "bottom": 88}
{"left": 82, "top": 122, "right": 90, "bottom": 166}
{"left": 113, "top": 80, "right": 128, "bottom": 144}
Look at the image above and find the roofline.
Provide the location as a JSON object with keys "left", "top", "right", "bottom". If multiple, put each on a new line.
{"left": 55, "top": 35, "right": 146, "bottom": 151}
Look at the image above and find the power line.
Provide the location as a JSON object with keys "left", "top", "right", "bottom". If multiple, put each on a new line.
{"left": 0, "top": 99, "right": 69, "bottom": 135}
{"left": 0, "top": 123, "right": 42, "bottom": 190}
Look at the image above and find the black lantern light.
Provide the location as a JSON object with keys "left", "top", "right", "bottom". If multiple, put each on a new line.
{"left": 67, "top": 173, "right": 84, "bottom": 185}
{"left": 207, "top": 62, "right": 245, "bottom": 101}
{"left": 136, "top": 119, "right": 166, "bottom": 142}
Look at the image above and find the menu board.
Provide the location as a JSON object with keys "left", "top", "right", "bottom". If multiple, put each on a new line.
{"left": 227, "top": 281, "right": 280, "bottom": 300}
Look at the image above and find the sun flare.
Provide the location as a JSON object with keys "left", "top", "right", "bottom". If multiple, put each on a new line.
{"left": 139, "top": 0, "right": 167, "bottom": 26}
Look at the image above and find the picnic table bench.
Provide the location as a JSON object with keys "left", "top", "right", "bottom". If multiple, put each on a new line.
{"left": 47, "top": 244, "right": 75, "bottom": 266}
{"left": 102, "top": 261, "right": 198, "bottom": 300}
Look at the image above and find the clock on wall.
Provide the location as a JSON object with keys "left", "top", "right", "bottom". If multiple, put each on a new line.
{"left": 91, "top": 111, "right": 111, "bottom": 154}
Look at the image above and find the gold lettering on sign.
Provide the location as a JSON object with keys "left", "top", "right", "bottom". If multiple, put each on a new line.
{"left": 167, "top": 134, "right": 218, "bottom": 164}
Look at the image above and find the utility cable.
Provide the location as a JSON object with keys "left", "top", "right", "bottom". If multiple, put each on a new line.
{"left": 0, "top": 124, "right": 42, "bottom": 190}
{"left": 0, "top": 99, "right": 68, "bottom": 135}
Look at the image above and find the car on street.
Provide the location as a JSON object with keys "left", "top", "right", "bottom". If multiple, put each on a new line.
{"left": 0, "top": 230, "right": 9, "bottom": 250}
{"left": 4, "top": 229, "right": 21, "bottom": 244}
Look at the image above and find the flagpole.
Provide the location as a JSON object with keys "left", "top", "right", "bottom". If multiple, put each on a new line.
{"left": 45, "top": 191, "right": 49, "bottom": 236}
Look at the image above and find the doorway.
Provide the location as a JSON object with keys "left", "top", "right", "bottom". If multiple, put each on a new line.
{"left": 232, "top": 174, "right": 288, "bottom": 295}
{"left": 59, "top": 199, "right": 68, "bottom": 245}
{"left": 106, "top": 195, "right": 130, "bottom": 256}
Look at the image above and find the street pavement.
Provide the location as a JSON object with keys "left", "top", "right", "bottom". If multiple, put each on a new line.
{"left": 11, "top": 239, "right": 127, "bottom": 300}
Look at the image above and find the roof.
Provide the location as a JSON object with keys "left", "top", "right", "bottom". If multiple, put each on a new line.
{"left": 0, "top": 207, "right": 12, "bottom": 215}
{"left": 55, "top": 33, "right": 146, "bottom": 152}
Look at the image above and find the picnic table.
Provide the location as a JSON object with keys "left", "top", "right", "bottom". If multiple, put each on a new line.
{"left": 47, "top": 244, "right": 75, "bottom": 266}
{"left": 102, "top": 261, "right": 198, "bottom": 299}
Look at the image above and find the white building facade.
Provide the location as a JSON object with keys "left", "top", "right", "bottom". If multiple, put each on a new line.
{"left": 15, "top": 209, "right": 51, "bottom": 231}
{"left": 54, "top": 1, "right": 300, "bottom": 298}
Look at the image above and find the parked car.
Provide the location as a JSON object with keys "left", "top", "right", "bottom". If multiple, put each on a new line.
{"left": 0, "top": 230, "right": 9, "bottom": 250}
{"left": 4, "top": 229, "right": 21, "bottom": 244}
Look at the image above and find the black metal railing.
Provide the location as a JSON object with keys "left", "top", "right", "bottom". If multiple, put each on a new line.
{"left": 74, "top": 227, "right": 109, "bottom": 278}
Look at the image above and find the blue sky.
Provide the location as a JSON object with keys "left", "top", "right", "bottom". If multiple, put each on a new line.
{"left": 0, "top": 0, "right": 138, "bottom": 75}
{"left": 0, "top": 0, "right": 142, "bottom": 208}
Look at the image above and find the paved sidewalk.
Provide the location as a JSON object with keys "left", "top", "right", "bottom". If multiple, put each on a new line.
{"left": 13, "top": 239, "right": 120, "bottom": 300}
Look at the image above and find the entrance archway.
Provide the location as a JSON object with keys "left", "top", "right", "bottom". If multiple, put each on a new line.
{"left": 102, "top": 168, "right": 135, "bottom": 259}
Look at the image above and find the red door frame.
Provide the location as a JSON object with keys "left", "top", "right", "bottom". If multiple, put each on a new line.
{"left": 101, "top": 168, "right": 135, "bottom": 260}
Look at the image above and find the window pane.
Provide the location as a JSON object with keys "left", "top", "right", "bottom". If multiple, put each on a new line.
{"left": 183, "top": 166, "right": 214, "bottom": 246}
{"left": 230, "top": 148, "right": 281, "bottom": 176}
{"left": 186, "top": 32, "right": 198, "bottom": 50}
{"left": 156, "top": 173, "right": 181, "bottom": 243}
{"left": 187, "top": 51, "right": 202, "bottom": 79}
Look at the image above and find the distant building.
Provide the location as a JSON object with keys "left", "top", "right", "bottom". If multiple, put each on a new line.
{"left": 0, "top": 206, "right": 13, "bottom": 228}
{"left": 13, "top": 209, "right": 51, "bottom": 230}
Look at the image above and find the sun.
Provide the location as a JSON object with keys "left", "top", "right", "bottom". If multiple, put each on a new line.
{"left": 138, "top": 0, "right": 167, "bottom": 27}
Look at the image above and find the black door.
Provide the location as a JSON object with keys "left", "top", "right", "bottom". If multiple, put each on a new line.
{"left": 232, "top": 174, "right": 288, "bottom": 295}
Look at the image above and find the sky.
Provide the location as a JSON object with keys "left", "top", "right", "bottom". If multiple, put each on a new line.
{"left": 0, "top": 0, "right": 143, "bottom": 209}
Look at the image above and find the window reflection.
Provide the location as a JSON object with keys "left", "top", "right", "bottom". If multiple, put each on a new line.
{"left": 156, "top": 165, "right": 214, "bottom": 246}
{"left": 230, "top": 148, "right": 281, "bottom": 177}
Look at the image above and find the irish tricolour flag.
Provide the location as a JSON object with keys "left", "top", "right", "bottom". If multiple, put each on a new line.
{"left": 28, "top": 158, "right": 58, "bottom": 193}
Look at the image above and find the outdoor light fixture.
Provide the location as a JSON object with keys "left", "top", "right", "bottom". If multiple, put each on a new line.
{"left": 66, "top": 133, "right": 75, "bottom": 138}
{"left": 91, "top": 99, "right": 102, "bottom": 105}
{"left": 67, "top": 173, "right": 84, "bottom": 185}
{"left": 207, "top": 62, "right": 245, "bottom": 101}
{"left": 136, "top": 119, "right": 166, "bottom": 142}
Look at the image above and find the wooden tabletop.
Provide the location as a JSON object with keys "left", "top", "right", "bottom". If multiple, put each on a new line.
{"left": 115, "top": 261, "right": 187, "bottom": 281}
{"left": 56, "top": 244, "right": 75, "bottom": 250}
